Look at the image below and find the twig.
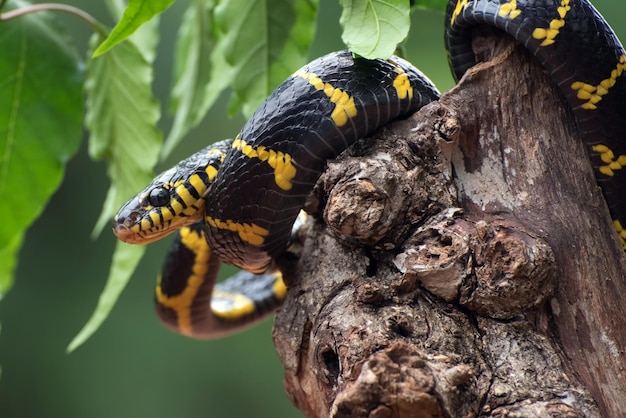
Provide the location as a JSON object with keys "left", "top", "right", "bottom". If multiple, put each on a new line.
{"left": 0, "top": 3, "right": 101, "bottom": 35}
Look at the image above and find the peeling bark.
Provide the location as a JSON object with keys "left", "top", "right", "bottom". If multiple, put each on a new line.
{"left": 273, "top": 32, "right": 626, "bottom": 417}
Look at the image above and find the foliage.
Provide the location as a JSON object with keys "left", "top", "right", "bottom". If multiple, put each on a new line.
{"left": 0, "top": 0, "right": 84, "bottom": 296}
{"left": 0, "top": 0, "right": 447, "bottom": 348}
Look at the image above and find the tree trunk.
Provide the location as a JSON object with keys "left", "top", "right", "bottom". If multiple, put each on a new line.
{"left": 273, "top": 31, "right": 626, "bottom": 418}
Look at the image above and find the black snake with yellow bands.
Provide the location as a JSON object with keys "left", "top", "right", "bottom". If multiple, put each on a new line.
{"left": 114, "top": 52, "right": 439, "bottom": 337}
{"left": 113, "top": 0, "right": 626, "bottom": 339}
{"left": 446, "top": 0, "right": 626, "bottom": 246}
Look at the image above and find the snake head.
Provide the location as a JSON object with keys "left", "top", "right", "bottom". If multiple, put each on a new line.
{"left": 112, "top": 166, "right": 205, "bottom": 244}
{"left": 112, "top": 143, "right": 230, "bottom": 245}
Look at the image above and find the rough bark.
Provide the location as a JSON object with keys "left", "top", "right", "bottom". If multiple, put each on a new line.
{"left": 273, "top": 31, "right": 626, "bottom": 418}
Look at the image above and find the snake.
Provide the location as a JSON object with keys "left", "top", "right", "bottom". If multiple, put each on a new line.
{"left": 112, "top": 0, "right": 626, "bottom": 339}
{"left": 114, "top": 51, "right": 439, "bottom": 337}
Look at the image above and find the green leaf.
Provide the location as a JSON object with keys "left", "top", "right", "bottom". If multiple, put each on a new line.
{"left": 412, "top": 0, "right": 447, "bottom": 12}
{"left": 105, "top": 0, "right": 161, "bottom": 64}
{"left": 0, "top": 233, "right": 23, "bottom": 298}
{"left": 213, "top": 0, "right": 319, "bottom": 118}
{"left": 164, "top": 0, "right": 320, "bottom": 155}
{"left": 162, "top": 0, "right": 217, "bottom": 158}
{"left": 93, "top": 0, "right": 174, "bottom": 57}
{"left": 0, "top": 0, "right": 84, "bottom": 295}
{"left": 75, "top": 33, "right": 161, "bottom": 349}
{"left": 85, "top": 33, "right": 161, "bottom": 237}
{"left": 67, "top": 242, "right": 145, "bottom": 352}
{"left": 340, "top": 0, "right": 411, "bottom": 59}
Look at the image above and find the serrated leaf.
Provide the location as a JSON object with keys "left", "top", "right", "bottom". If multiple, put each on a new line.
{"left": 0, "top": 0, "right": 84, "bottom": 294}
{"left": 181, "top": 32, "right": 245, "bottom": 145}
{"left": 93, "top": 0, "right": 174, "bottom": 57}
{"left": 67, "top": 242, "right": 145, "bottom": 352}
{"left": 105, "top": 0, "right": 160, "bottom": 63}
{"left": 85, "top": 33, "right": 161, "bottom": 236}
{"left": 162, "top": 0, "right": 216, "bottom": 158}
{"left": 164, "top": 0, "right": 319, "bottom": 155}
{"left": 213, "top": 0, "right": 318, "bottom": 118}
{"left": 75, "top": 33, "right": 161, "bottom": 349}
{"left": 340, "top": 0, "right": 411, "bottom": 59}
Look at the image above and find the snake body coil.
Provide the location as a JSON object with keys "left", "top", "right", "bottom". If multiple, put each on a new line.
{"left": 204, "top": 51, "right": 440, "bottom": 273}
{"left": 446, "top": 0, "right": 626, "bottom": 247}
{"left": 113, "top": 0, "right": 626, "bottom": 338}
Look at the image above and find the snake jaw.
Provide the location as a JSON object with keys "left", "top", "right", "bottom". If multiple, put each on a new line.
{"left": 112, "top": 213, "right": 179, "bottom": 245}
{"left": 112, "top": 221, "right": 135, "bottom": 243}
{"left": 112, "top": 191, "right": 203, "bottom": 245}
{"left": 112, "top": 201, "right": 146, "bottom": 244}
{"left": 112, "top": 196, "right": 163, "bottom": 244}
{"left": 113, "top": 224, "right": 175, "bottom": 245}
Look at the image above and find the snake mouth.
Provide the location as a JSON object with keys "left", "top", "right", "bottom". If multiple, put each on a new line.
{"left": 112, "top": 222, "right": 147, "bottom": 244}
{"left": 113, "top": 212, "right": 189, "bottom": 244}
{"left": 113, "top": 222, "right": 177, "bottom": 245}
{"left": 112, "top": 206, "right": 143, "bottom": 243}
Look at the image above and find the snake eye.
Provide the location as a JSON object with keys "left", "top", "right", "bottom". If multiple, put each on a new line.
{"left": 148, "top": 187, "right": 170, "bottom": 207}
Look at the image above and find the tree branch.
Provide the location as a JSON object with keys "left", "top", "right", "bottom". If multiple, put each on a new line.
{"left": 0, "top": 3, "right": 103, "bottom": 36}
{"left": 273, "top": 32, "right": 626, "bottom": 417}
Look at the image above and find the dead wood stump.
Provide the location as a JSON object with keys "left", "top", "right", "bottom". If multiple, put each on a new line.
{"left": 273, "top": 32, "right": 626, "bottom": 418}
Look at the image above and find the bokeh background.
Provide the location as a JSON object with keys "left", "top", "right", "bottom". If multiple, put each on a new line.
{"left": 1, "top": 1, "right": 623, "bottom": 417}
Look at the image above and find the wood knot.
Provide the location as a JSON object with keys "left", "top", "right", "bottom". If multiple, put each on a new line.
{"left": 324, "top": 178, "right": 392, "bottom": 244}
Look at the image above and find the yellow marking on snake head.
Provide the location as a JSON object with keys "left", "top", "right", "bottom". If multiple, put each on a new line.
{"left": 532, "top": 0, "right": 570, "bottom": 46}
{"left": 175, "top": 184, "right": 195, "bottom": 206}
{"left": 498, "top": 0, "right": 521, "bottom": 19}
{"left": 155, "top": 227, "right": 211, "bottom": 336}
{"left": 189, "top": 173, "right": 207, "bottom": 197}
{"left": 232, "top": 137, "right": 296, "bottom": 191}
{"left": 113, "top": 143, "right": 229, "bottom": 246}
{"left": 149, "top": 211, "right": 161, "bottom": 226}
{"left": 169, "top": 198, "right": 184, "bottom": 215}
{"left": 206, "top": 165, "right": 218, "bottom": 182}
{"left": 140, "top": 218, "right": 152, "bottom": 231}
{"left": 293, "top": 70, "right": 358, "bottom": 127}
{"left": 205, "top": 216, "right": 269, "bottom": 246}
{"left": 571, "top": 55, "right": 626, "bottom": 110}
{"left": 160, "top": 206, "right": 175, "bottom": 223}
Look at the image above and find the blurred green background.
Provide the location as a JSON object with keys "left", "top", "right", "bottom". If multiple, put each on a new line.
{"left": 1, "top": 1, "right": 623, "bottom": 417}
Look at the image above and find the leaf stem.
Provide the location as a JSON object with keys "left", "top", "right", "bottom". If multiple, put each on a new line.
{"left": 0, "top": 3, "right": 103, "bottom": 35}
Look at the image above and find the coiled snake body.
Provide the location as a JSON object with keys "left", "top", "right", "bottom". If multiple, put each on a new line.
{"left": 113, "top": 0, "right": 626, "bottom": 338}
